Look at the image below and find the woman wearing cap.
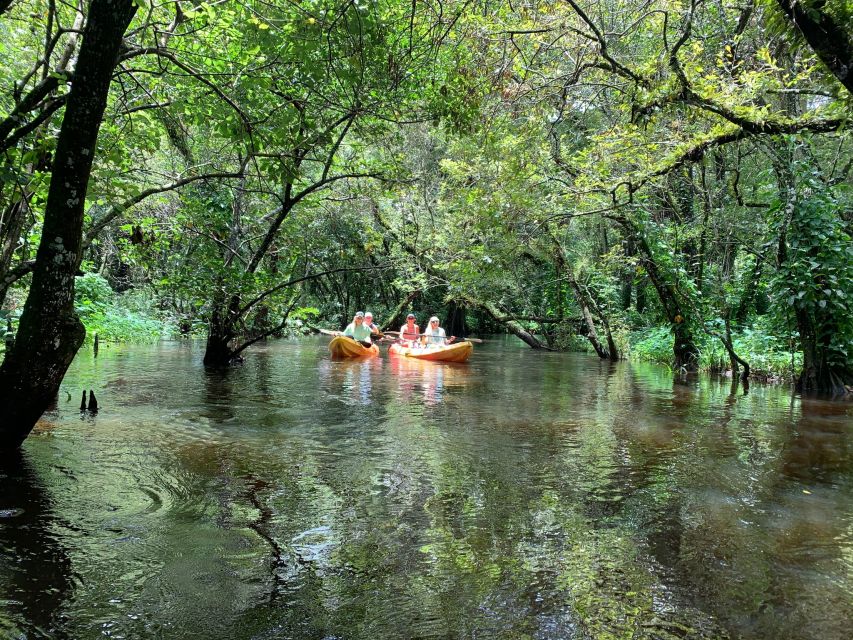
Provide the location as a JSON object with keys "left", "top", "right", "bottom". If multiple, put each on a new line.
{"left": 421, "top": 316, "right": 455, "bottom": 347}
{"left": 343, "top": 312, "right": 373, "bottom": 347}
{"left": 399, "top": 314, "right": 420, "bottom": 347}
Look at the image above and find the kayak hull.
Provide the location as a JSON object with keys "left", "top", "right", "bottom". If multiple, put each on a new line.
{"left": 329, "top": 336, "right": 379, "bottom": 358}
{"left": 388, "top": 341, "right": 473, "bottom": 363}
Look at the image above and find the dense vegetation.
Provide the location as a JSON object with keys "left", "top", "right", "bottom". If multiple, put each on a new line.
{"left": 1, "top": 0, "right": 851, "bottom": 446}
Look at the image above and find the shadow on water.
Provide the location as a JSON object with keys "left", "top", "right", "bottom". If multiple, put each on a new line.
{"left": 0, "top": 452, "right": 74, "bottom": 639}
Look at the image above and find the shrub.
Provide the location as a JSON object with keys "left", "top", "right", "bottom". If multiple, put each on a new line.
{"left": 75, "top": 273, "right": 168, "bottom": 342}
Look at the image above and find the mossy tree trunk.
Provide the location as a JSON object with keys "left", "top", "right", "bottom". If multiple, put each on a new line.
{"left": 619, "top": 221, "right": 700, "bottom": 371}
{"left": 467, "top": 297, "right": 547, "bottom": 349}
{"left": 0, "top": 0, "right": 137, "bottom": 449}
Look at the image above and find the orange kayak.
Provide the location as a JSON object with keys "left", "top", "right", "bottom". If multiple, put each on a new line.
{"left": 329, "top": 336, "right": 379, "bottom": 358}
{"left": 388, "top": 341, "right": 473, "bottom": 363}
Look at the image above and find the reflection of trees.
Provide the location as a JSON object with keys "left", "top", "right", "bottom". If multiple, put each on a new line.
{"left": 201, "top": 367, "right": 235, "bottom": 422}
{"left": 609, "top": 368, "right": 853, "bottom": 639}
{"left": 0, "top": 452, "right": 73, "bottom": 638}
{"left": 7, "top": 339, "right": 845, "bottom": 639}
{"left": 252, "top": 348, "right": 272, "bottom": 401}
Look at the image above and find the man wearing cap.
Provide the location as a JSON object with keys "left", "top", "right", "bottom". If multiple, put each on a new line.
{"left": 343, "top": 311, "right": 373, "bottom": 347}
{"left": 399, "top": 314, "right": 420, "bottom": 347}
{"left": 364, "top": 312, "right": 382, "bottom": 337}
{"left": 422, "top": 316, "right": 455, "bottom": 347}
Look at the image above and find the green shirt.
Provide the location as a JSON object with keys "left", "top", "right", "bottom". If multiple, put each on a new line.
{"left": 343, "top": 322, "right": 372, "bottom": 342}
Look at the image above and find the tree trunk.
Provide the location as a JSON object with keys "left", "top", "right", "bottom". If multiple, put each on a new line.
{"left": 203, "top": 288, "right": 241, "bottom": 366}
{"left": 672, "top": 320, "right": 700, "bottom": 371}
{"left": 724, "top": 316, "right": 750, "bottom": 384}
{"left": 444, "top": 302, "right": 467, "bottom": 337}
{"left": 620, "top": 237, "right": 635, "bottom": 310}
{"left": 0, "top": 140, "right": 53, "bottom": 310}
{"left": 734, "top": 252, "right": 764, "bottom": 324}
{"left": 774, "top": 0, "right": 853, "bottom": 95}
{"left": 567, "top": 273, "right": 609, "bottom": 359}
{"left": 467, "top": 297, "right": 548, "bottom": 349}
{"left": 0, "top": 199, "right": 29, "bottom": 309}
{"left": 381, "top": 288, "right": 420, "bottom": 331}
{"left": 791, "top": 271, "right": 850, "bottom": 395}
{"left": 588, "top": 293, "right": 620, "bottom": 361}
{"left": 770, "top": 143, "right": 851, "bottom": 394}
{"left": 0, "top": 0, "right": 137, "bottom": 450}
{"left": 622, "top": 222, "right": 700, "bottom": 371}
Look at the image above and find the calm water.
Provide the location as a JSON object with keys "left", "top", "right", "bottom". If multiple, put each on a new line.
{"left": 1, "top": 337, "right": 851, "bottom": 639}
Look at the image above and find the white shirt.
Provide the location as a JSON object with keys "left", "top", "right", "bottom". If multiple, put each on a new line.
{"left": 423, "top": 325, "right": 446, "bottom": 345}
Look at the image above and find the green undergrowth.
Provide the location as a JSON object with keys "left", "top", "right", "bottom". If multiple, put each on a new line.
{"left": 74, "top": 273, "right": 172, "bottom": 342}
{"left": 628, "top": 320, "right": 800, "bottom": 381}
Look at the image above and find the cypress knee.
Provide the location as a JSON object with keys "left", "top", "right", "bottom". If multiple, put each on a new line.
{"left": 87, "top": 390, "right": 98, "bottom": 413}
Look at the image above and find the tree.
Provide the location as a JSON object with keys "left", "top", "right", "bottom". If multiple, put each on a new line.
{"left": 0, "top": 0, "right": 137, "bottom": 449}
{"left": 773, "top": 0, "right": 853, "bottom": 95}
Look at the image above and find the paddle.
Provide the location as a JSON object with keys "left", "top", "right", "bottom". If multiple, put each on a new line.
{"left": 319, "top": 328, "right": 373, "bottom": 348}
{"left": 382, "top": 330, "right": 484, "bottom": 343}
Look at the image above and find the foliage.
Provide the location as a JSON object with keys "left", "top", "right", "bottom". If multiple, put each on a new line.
{"left": 630, "top": 320, "right": 801, "bottom": 380}
{"left": 629, "top": 327, "right": 676, "bottom": 367}
{"left": 1, "top": 0, "right": 850, "bottom": 387}
{"left": 74, "top": 274, "right": 167, "bottom": 342}
{"left": 771, "top": 185, "right": 853, "bottom": 372}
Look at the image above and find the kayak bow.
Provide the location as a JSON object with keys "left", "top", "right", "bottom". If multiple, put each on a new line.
{"left": 329, "top": 336, "right": 380, "bottom": 358}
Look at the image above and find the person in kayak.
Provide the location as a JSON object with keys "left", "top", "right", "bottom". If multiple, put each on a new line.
{"left": 399, "top": 313, "right": 420, "bottom": 347}
{"left": 343, "top": 311, "right": 373, "bottom": 347}
{"left": 422, "top": 316, "right": 455, "bottom": 347}
{"left": 364, "top": 312, "right": 382, "bottom": 337}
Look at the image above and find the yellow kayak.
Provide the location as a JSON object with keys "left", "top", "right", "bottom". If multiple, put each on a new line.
{"left": 329, "top": 336, "right": 380, "bottom": 358}
{"left": 388, "top": 341, "right": 473, "bottom": 363}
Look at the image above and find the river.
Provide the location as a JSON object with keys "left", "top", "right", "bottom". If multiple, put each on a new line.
{"left": 1, "top": 337, "right": 851, "bottom": 639}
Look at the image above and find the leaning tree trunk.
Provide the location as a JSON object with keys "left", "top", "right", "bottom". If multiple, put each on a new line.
{"left": 467, "top": 297, "right": 548, "bottom": 349}
{"left": 774, "top": 0, "right": 853, "bottom": 95}
{"left": 566, "top": 272, "right": 609, "bottom": 359}
{"left": 381, "top": 288, "right": 420, "bottom": 332}
{"left": 0, "top": 0, "right": 137, "bottom": 449}
{"left": 553, "top": 240, "right": 606, "bottom": 358}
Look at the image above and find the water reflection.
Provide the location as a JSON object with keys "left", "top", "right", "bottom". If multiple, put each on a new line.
{"left": 388, "top": 355, "right": 471, "bottom": 406}
{"left": 318, "top": 356, "right": 384, "bottom": 406}
{"left": 202, "top": 367, "right": 236, "bottom": 423}
{"left": 1, "top": 339, "right": 850, "bottom": 639}
{"left": 0, "top": 452, "right": 74, "bottom": 639}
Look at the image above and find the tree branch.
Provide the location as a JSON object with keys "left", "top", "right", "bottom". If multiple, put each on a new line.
{"left": 119, "top": 46, "right": 253, "bottom": 134}
{"left": 83, "top": 171, "right": 243, "bottom": 247}
{"left": 238, "top": 264, "right": 396, "bottom": 318}
{"left": 564, "top": 0, "right": 649, "bottom": 87}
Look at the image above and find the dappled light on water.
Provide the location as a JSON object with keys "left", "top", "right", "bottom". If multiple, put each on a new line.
{"left": 1, "top": 337, "right": 851, "bottom": 639}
